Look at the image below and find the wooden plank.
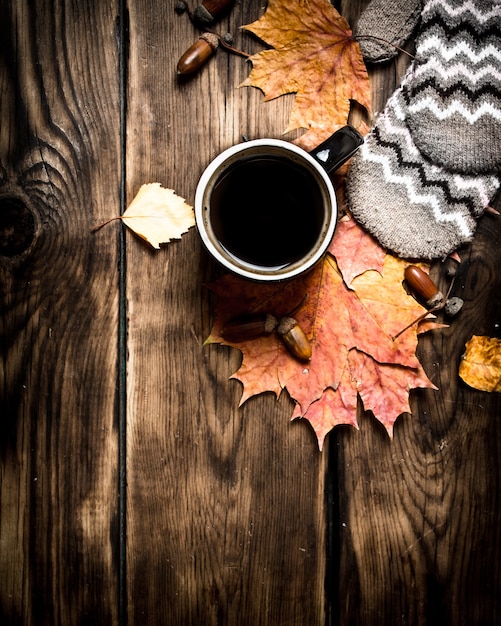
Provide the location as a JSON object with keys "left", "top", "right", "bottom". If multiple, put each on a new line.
{"left": 333, "top": 1, "right": 501, "bottom": 623}
{"left": 4, "top": 0, "right": 499, "bottom": 623}
{"left": 0, "top": 1, "right": 121, "bottom": 623}
{"left": 124, "top": 1, "right": 328, "bottom": 623}
{"left": 334, "top": 215, "right": 501, "bottom": 625}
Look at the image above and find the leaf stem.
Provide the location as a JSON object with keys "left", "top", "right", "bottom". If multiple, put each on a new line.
{"left": 91, "top": 216, "right": 123, "bottom": 232}
{"left": 392, "top": 307, "right": 440, "bottom": 341}
{"left": 215, "top": 34, "right": 251, "bottom": 59}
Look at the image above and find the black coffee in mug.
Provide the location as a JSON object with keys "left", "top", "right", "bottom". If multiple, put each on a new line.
{"left": 209, "top": 156, "right": 325, "bottom": 269}
{"left": 195, "top": 128, "right": 363, "bottom": 282}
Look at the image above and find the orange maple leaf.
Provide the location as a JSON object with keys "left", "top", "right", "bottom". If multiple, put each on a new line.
{"left": 347, "top": 352, "right": 436, "bottom": 436}
{"left": 298, "top": 372, "right": 360, "bottom": 446}
{"left": 205, "top": 274, "right": 315, "bottom": 404}
{"left": 205, "top": 243, "right": 439, "bottom": 449}
{"left": 241, "top": 0, "right": 372, "bottom": 150}
{"left": 329, "top": 216, "right": 386, "bottom": 287}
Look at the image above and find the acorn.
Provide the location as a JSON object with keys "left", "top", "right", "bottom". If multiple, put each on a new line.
{"left": 177, "top": 32, "right": 219, "bottom": 76}
{"left": 194, "top": 0, "right": 235, "bottom": 24}
{"left": 221, "top": 312, "right": 312, "bottom": 362}
{"left": 221, "top": 313, "right": 277, "bottom": 342}
{"left": 277, "top": 316, "right": 312, "bottom": 362}
{"left": 404, "top": 265, "right": 444, "bottom": 309}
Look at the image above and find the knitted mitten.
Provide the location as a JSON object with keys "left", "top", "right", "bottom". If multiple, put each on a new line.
{"left": 346, "top": 0, "right": 501, "bottom": 260}
{"left": 406, "top": 0, "right": 501, "bottom": 173}
{"left": 346, "top": 65, "right": 500, "bottom": 259}
{"left": 354, "top": 0, "right": 422, "bottom": 62}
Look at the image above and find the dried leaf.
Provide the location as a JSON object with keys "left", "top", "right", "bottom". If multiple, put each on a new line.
{"left": 349, "top": 255, "right": 430, "bottom": 342}
{"left": 329, "top": 217, "right": 386, "bottom": 287}
{"left": 297, "top": 371, "right": 360, "bottom": 446}
{"left": 347, "top": 351, "right": 436, "bottom": 438}
{"left": 122, "top": 183, "right": 194, "bottom": 249}
{"left": 417, "top": 318, "right": 448, "bottom": 335}
{"left": 206, "top": 249, "right": 438, "bottom": 449}
{"left": 241, "top": 0, "right": 372, "bottom": 149}
{"left": 459, "top": 335, "right": 501, "bottom": 393}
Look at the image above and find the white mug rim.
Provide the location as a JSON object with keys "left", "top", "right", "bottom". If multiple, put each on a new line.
{"left": 195, "top": 138, "right": 337, "bottom": 282}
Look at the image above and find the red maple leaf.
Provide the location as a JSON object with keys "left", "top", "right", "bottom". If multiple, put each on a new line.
{"left": 329, "top": 216, "right": 386, "bottom": 286}
{"left": 205, "top": 224, "right": 439, "bottom": 449}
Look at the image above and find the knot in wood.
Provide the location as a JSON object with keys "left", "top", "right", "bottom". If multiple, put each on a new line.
{"left": 0, "top": 196, "right": 36, "bottom": 257}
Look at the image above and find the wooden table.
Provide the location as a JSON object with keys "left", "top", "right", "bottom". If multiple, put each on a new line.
{"left": 1, "top": 1, "right": 500, "bottom": 624}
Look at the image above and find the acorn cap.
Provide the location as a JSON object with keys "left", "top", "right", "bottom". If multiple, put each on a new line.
{"left": 199, "top": 32, "right": 219, "bottom": 50}
{"left": 444, "top": 297, "right": 464, "bottom": 317}
{"left": 194, "top": 0, "right": 235, "bottom": 24}
{"left": 277, "top": 317, "right": 296, "bottom": 336}
{"left": 194, "top": 5, "right": 214, "bottom": 23}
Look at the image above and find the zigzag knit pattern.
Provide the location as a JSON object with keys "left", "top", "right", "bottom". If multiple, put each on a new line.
{"left": 407, "top": 0, "right": 501, "bottom": 173}
{"left": 346, "top": 65, "right": 500, "bottom": 259}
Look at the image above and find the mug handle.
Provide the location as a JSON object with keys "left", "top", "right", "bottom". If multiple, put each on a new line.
{"left": 310, "top": 125, "right": 364, "bottom": 174}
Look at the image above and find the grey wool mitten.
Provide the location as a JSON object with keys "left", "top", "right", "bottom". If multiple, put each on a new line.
{"left": 346, "top": 0, "right": 501, "bottom": 260}
{"left": 406, "top": 0, "right": 501, "bottom": 173}
{"left": 354, "top": 0, "right": 422, "bottom": 62}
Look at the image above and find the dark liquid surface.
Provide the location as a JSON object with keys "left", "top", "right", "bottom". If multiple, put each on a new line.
{"left": 209, "top": 157, "right": 325, "bottom": 268}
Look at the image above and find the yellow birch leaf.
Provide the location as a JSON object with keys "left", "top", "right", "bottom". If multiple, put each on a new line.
{"left": 459, "top": 335, "right": 501, "bottom": 393}
{"left": 122, "top": 183, "right": 195, "bottom": 249}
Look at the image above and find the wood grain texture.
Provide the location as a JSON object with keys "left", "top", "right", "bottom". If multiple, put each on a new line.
{"left": 333, "top": 2, "right": 501, "bottom": 624}
{"left": 334, "top": 215, "right": 501, "bottom": 626}
{"left": 123, "top": 1, "right": 325, "bottom": 625}
{"left": 0, "top": 1, "right": 121, "bottom": 623}
{"left": 2, "top": 0, "right": 501, "bottom": 624}
{"left": 124, "top": 1, "right": 327, "bottom": 624}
